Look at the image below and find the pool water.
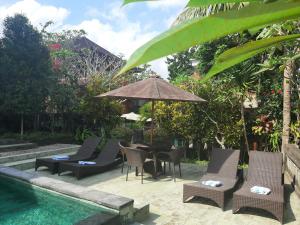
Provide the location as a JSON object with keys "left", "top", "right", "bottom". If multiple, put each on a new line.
{"left": 0, "top": 176, "right": 114, "bottom": 225}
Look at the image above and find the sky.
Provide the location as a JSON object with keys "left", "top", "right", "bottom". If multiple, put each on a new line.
{"left": 0, "top": 0, "right": 188, "bottom": 79}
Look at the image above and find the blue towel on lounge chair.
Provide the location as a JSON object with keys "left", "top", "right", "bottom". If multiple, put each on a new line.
{"left": 250, "top": 186, "right": 271, "bottom": 195}
{"left": 52, "top": 155, "right": 70, "bottom": 160}
{"left": 78, "top": 161, "right": 96, "bottom": 165}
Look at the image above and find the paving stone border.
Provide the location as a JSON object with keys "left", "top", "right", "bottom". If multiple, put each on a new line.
{"left": 0, "top": 144, "right": 80, "bottom": 157}
{"left": 0, "top": 166, "right": 134, "bottom": 224}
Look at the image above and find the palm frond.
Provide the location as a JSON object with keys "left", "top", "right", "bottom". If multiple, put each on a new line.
{"left": 172, "top": 3, "right": 247, "bottom": 26}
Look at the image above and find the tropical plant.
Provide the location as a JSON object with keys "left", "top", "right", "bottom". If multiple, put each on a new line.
{"left": 121, "top": 0, "right": 300, "bottom": 155}
{"left": 111, "top": 126, "right": 134, "bottom": 142}
{"left": 167, "top": 31, "right": 261, "bottom": 151}
{"left": 41, "top": 25, "right": 84, "bottom": 132}
{"left": 166, "top": 48, "right": 196, "bottom": 81}
{"left": 139, "top": 102, "right": 152, "bottom": 120}
{"left": 255, "top": 20, "right": 300, "bottom": 151}
{"left": 252, "top": 115, "right": 281, "bottom": 151}
{"left": 41, "top": 25, "right": 150, "bottom": 135}
{"left": 121, "top": 0, "right": 300, "bottom": 77}
{"left": 173, "top": 3, "right": 247, "bottom": 26}
{"left": 75, "top": 128, "right": 96, "bottom": 143}
{"left": 77, "top": 75, "right": 123, "bottom": 136}
{"left": 155, "top": 75, "right": 243, "bottom": 150}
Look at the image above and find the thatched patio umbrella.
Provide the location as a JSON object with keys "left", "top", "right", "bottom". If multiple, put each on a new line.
{"left": 96, "top": 75, "right": 206, "bottom": 144}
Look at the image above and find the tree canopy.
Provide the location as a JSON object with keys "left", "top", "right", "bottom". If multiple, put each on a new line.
{"left": 0, "top": 14, "right": 52, "bottom": 115}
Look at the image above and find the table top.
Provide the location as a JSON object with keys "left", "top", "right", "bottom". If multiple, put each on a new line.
{"left": 130, "top": 143, "right": 150, "bottom": 150}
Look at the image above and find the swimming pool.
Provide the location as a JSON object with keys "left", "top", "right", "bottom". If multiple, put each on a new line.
{"left": 0, "top": 175, "right": 118, "bottom": 225}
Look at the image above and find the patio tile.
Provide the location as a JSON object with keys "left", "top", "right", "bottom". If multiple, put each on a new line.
{"left": 32, "top": 163, "right": 300, "bottom": 225}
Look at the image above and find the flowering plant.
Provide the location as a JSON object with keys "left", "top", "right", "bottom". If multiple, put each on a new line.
{"left": 252, "top": 115, "right": 281, "bottom": 151}
{"left": 48, "top": 43, "right": 62, "bottom": 51}
{"left": 252, "top": 115, "right": 274, "bottom": 135}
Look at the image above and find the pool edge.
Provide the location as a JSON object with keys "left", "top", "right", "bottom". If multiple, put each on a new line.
{"left": 0, "top": 166, "right": 134, "bottom": 224}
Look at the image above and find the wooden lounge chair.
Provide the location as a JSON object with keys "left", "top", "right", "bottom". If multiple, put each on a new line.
{"left": 183, "top": 148, "right": 240, "bottom": 210}
{"left": 35, "top": 136, "right": 100, "bottom": 174}
{"left": 232, "top": 151, "right": 284, "bottom": 223}
{"left": 58, "top": 139, "right": 122, "bottom": 179}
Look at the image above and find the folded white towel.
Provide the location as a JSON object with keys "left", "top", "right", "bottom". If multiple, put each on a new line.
{"left": 52, "top": 155, "right": 69, "bottom": 160}
{"left": 201, "top": 180, "right": 222, "bottom": 187}
{"left": 78, "top": 161, "right": 96, "bottom": 165}
{"left": 250, "top": 186, "right": 271, "bottom": 195}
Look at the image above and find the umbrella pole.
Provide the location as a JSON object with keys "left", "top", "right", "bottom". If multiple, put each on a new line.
{"left": 150, "top": 100, "right": 155, "bottom": 145}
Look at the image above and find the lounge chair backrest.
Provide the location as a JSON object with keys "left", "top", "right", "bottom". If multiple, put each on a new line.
{"left": 96, "top": 139, "right": 121, "bottom": 163}
{"left": 207, "top": 148, "right": 240, "bottom": 179}
{"left": 247, "top": 151, "right": 282, "bottom": 185}
{"left": 75, "top": 136, "right": 101, "bottom": 157}
{"left": 123, "top": 147, "right": 147, "bottom": 167}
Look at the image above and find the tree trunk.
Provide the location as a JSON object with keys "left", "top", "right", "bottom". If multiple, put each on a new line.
{"left": 33, "top": 113, "right": 39, "bottom": 131}
{"left": 241, "top": 99, "right": 250, "bottom": 153}
{"left": 215, "top": 134, "right": 225, "bottom": 149}
{"left": 150, "top": 100, "right": 155, "bottom": 145}
{"left": 281, "top": 59, "right": 295, "bottom": 155}
{"left": 194, "top": 140, "right": 201, "bottom": 160}
{"left": 20, "top": 113, "right": 24, "bottom": 139}
{"left": 51, "top": 114, "right": 55, "bottom": 134}
{"left": 37, "top": 113, "right": 40, "bottom": 130}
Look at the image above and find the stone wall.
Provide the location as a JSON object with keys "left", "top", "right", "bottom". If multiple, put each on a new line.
{"left": 286, "top": 144, "right": 300, "bottom": 198}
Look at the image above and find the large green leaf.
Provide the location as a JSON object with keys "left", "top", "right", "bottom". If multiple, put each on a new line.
{"left": 201, "top": 34, "right": 300, "bottom": 82}
{"left": 123, "top": 0, "right": 157, "bottom": 5}
{"left": 188, "top": 0, "right": 259, "bottom": 7}
{"left": 123, "top": 0, "right": 256, "bottom": 6}
{"left": 118, "top": 0, "right": 300, "bottom": 75}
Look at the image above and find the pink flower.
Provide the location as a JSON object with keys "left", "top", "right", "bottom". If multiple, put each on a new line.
{"left": 49, "top": 43, "right": 62, "bottom": 51}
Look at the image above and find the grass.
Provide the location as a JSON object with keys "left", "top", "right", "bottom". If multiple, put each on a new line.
{"left": 182, "top": 158, "right": 208, "bottom": 166}
{"left": 183, "top": 158, "right": 248, "bottom": 169}
{"left": 238, "top": 163, "right": 248, "bottom": 169}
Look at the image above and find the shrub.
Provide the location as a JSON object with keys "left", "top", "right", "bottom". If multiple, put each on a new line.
{"left": 110, "top": 126, "right": 133, "bottom": 142}
{"left": 75, "top": 128, "right": 97, "bottom": 144}
{"left": 144, "top": 127, "right": 174, "bottom": 144}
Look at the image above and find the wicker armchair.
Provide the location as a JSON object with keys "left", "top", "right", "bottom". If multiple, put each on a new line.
{"left": 118, "top": 140, "right": 130, "bottom": 173}
{"left": 157, "top": 147, "right": 185, "bottom": 182}
{"left": 123, "top": 147, "right": 148, "bottom": 184}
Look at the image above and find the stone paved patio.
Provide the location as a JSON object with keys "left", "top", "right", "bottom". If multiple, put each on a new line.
{"left": 32, "top": 163, "right": 300, "bottom": 225}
